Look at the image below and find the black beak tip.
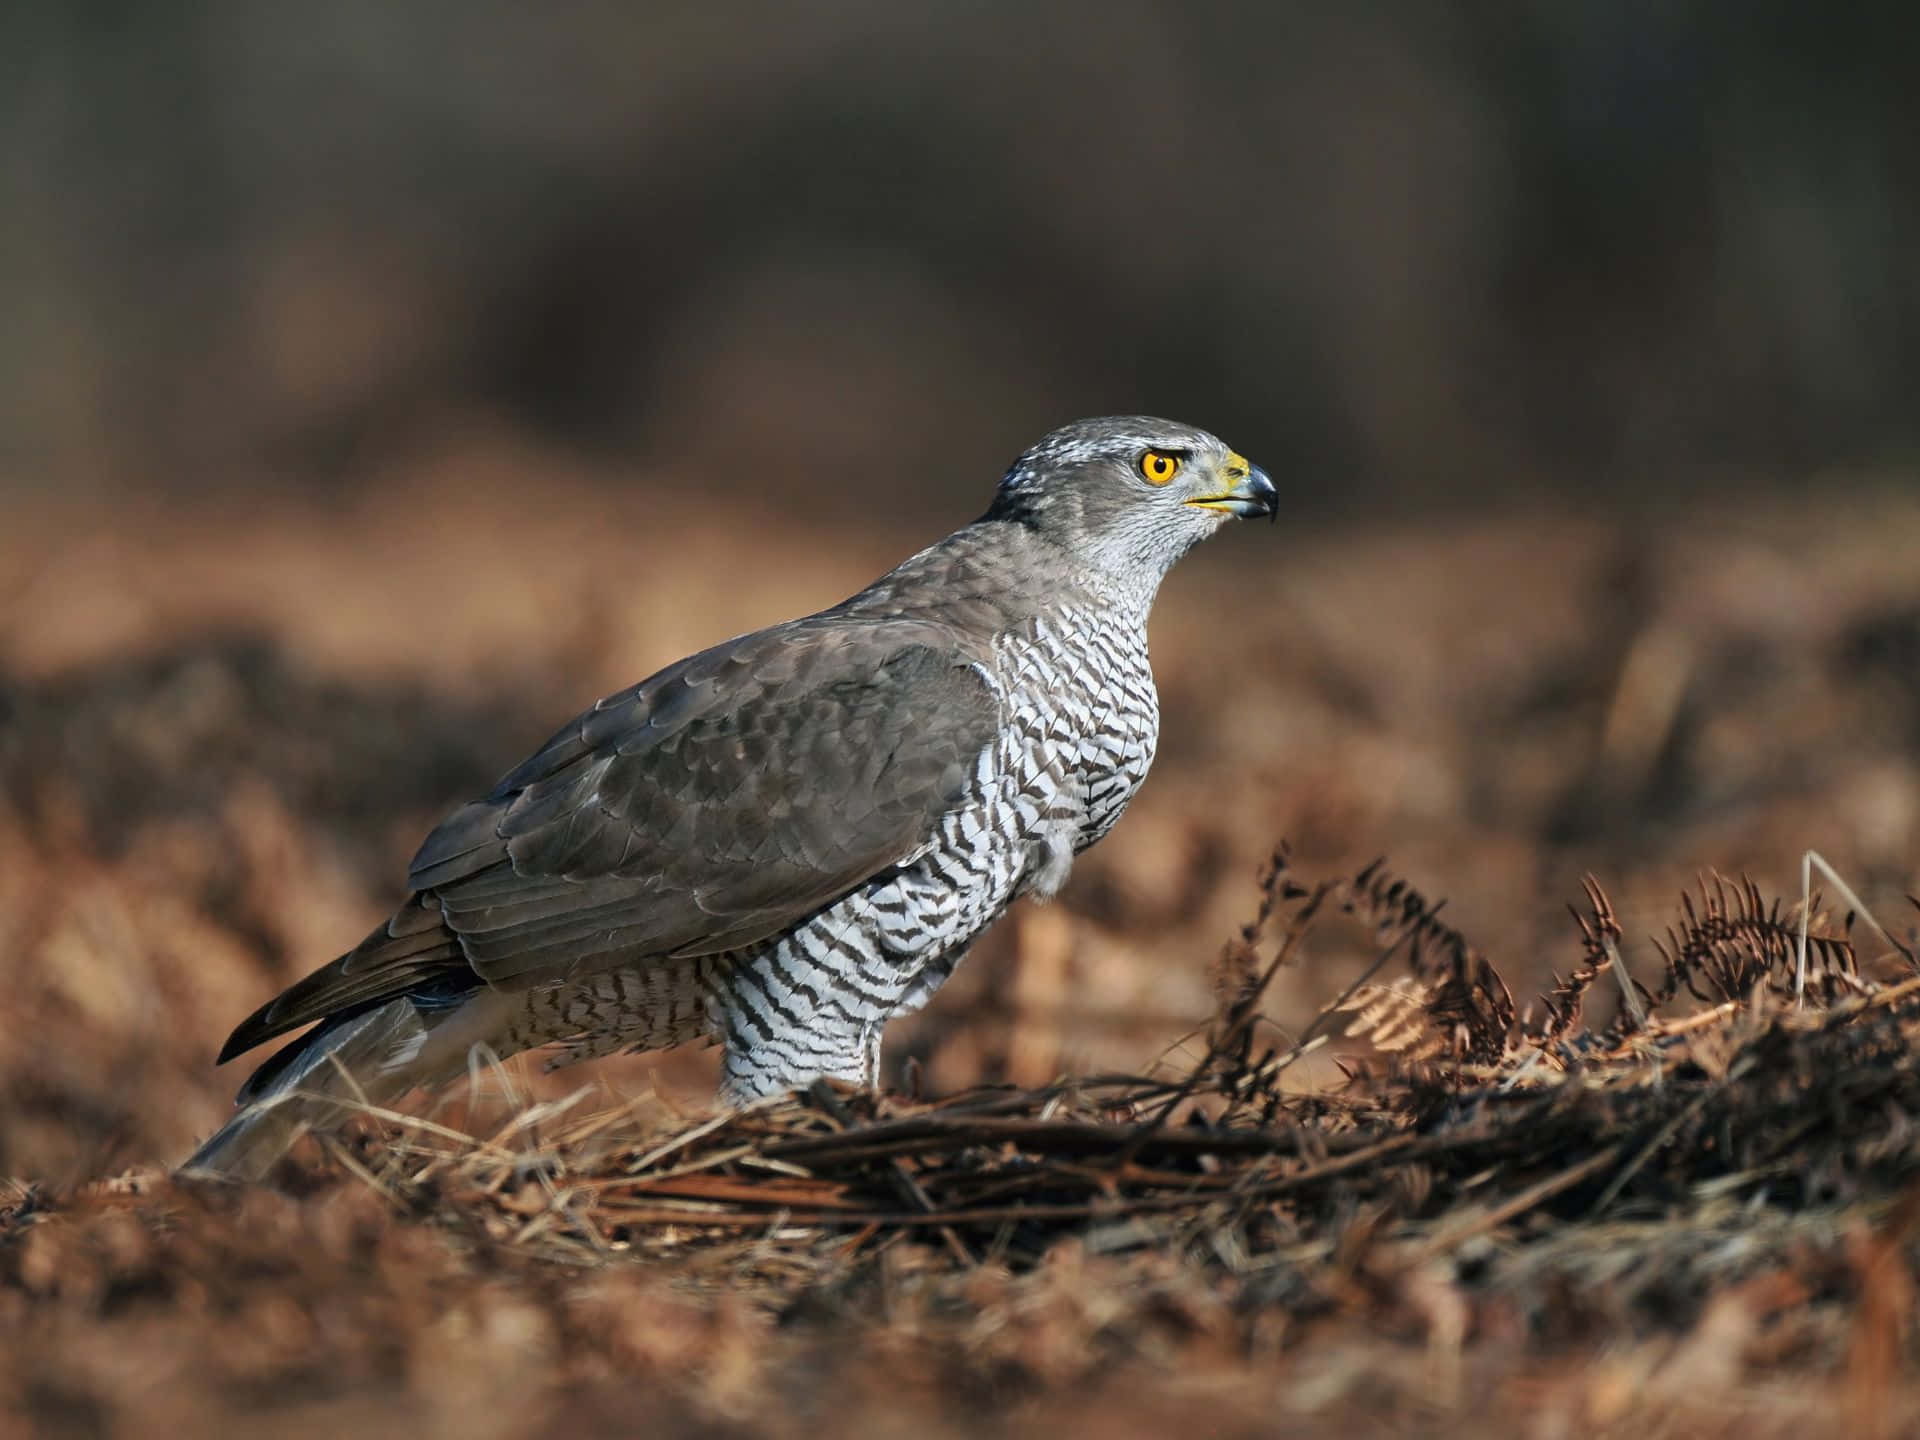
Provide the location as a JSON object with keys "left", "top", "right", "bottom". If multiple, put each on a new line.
{"left": 1250, "top": 465, "right": 1278, "bottom": 522}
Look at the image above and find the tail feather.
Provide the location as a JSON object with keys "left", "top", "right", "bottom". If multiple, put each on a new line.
{"left": 183, "top": 989, "right": 516, "bottom": 1180}
{"left": 215, "top": 905, "right": 464, "bottom": 1065}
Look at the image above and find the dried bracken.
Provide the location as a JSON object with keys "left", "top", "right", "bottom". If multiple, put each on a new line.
{"left": 13, "top": 859, "right": 1920, "bottom": 1435}
{"left": 1344, "top": 858, "right": 1516, "bottom": 1064}
{"left": 285, "top": 864, "right": 1919, "bottom": 1287}
{"left": 38, "top": 871, "right": 1914, "bottom": 1303}
{"left": 18, "top": 864, "right": 1920, "bottom": 1436}
{"left": 1537, "top": 873, "right": 1631, "bottom": 1043}
{"left": 1651, "top": 871, "right": 1862, "bottom": 1007}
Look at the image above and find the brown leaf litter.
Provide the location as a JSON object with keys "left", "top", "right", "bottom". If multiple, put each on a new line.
{"left": 9, "top": 849, "right": 1920, "bottom": 1436}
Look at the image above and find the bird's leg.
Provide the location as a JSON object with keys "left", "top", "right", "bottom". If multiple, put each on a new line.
{"left": 715, "top": 985, "right": 872, "bottom": 1105}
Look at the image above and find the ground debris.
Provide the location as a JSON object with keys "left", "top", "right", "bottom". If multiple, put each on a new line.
{"left": 8, "top": 858, "right": 1914, "bottom": 1433}
{"left": 326, "top": 857, "right": 1920, "bottom": 1310}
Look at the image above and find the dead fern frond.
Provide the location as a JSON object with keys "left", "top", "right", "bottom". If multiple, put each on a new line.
{"left": 1650, "top": 871, "right": 1858, "bottom": 1008}
{"left": 1540, "top": 877, "right": 1616, "bottom": 1042}
{"left": 1239, "top": 842, "right": 1307, "bottom": 946}
{"left": 1207, "top": 846, "right": 1298, "bottom": 1071}
{"left": 1346, "top": 859, "right": 1515, "bottom": 1063}
{"left": 1540, "top": 875, "right": 1652, "bottom": 1041}
{"left": 1344, "top": 981, "right": 1448, "bottom": 1061}
{"left": 1156, "top": 851, "right": 1330, "bottom": 1121}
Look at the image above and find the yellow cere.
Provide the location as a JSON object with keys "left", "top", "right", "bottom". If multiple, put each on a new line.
{"left": 1183, "top": 449, "right": 1256, "bottom": 513}
{"left": 1140, "top": 450, "right": 1182, "bottom": 485}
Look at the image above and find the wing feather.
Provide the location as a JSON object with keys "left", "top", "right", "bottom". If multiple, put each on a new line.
{"left": 218, "top": 614, "right": 1002, "bottom": 1062}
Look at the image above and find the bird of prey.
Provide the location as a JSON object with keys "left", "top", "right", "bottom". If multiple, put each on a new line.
{"left": 186, "top": 416, "right": 1275, "bottom": 1177}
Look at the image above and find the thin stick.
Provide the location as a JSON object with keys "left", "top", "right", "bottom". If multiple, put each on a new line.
{"left": 625, "top": 1107, "right": 750, "bottom": 1176}
{"left": 1602, "top": 933, "right": 1648, "bottom": 1031}
{"left": 808, "top": 1080, "right": 976, "bottom": 1266}
{"left": 1586, "top": 1082, "right": 1724, "bottom": 1218}
{"left": 1401, "top": 1144, "right": 1624, "bottom": 1265}
{"left": 1799, "top": 849, "right": 1915, "bottom": 1005}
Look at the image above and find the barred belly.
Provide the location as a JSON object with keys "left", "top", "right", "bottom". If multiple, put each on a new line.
{"left": 715, "top": 602, "right": 1158, "bottom": 1100}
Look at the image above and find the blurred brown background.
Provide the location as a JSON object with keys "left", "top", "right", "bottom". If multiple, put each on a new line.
{"left": 3, "top": 3, "right": 1920, "bottom": 1181}
{"left": 6, "top": 2, "right": 1918, "bottom": 506}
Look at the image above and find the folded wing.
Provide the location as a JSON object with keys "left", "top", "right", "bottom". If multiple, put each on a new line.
{"left": 218, "top": 615, "right": 1001, "bottom": 1062}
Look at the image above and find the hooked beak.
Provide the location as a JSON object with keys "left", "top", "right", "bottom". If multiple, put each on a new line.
{"left": 1186, "top": 462, "right": 1278, "bottom": 522}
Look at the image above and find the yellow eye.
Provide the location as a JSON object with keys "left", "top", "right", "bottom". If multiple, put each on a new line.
{"left": 1140, "top": 450, "right": 1182, "bottom": 485}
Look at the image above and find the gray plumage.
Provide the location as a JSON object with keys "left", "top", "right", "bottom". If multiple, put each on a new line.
{"left": 186, "top": 416, "right": 1275, "bottom": 1177}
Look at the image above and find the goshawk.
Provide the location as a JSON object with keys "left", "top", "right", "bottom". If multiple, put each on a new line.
{"left": 188, "top": 416, "right": 1275, "bottom": 1176}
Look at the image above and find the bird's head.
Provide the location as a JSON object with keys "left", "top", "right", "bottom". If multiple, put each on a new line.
{"left": 985, "top": 416, "right": 1276, "bottom": 583}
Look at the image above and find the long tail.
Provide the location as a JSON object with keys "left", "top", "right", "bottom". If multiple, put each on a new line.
{"left": 182, "top": 989, "right": 514, "bottom": 1180}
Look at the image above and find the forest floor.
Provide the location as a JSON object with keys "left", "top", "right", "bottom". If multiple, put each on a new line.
{"left": 4, "top": 439, "right": 1920, "bottom": 1437}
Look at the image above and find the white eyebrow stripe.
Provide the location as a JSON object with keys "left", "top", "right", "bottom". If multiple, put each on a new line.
{"left": 1000, "top": 419, "right": 1228, "bottom": 485}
